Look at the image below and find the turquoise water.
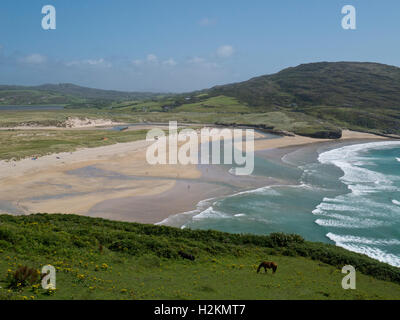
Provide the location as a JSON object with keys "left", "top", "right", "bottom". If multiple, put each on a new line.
{"left": 181, "top": 141, "right": 400, "bottom": 267}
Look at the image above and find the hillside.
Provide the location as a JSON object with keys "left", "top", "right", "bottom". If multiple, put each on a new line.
{"left": 207, "top": 62, "right": 400, "bottom": 108}
{"left": 200, "top": 62, "right": 400, "bottom": 135}
{"left": 2, "top": 62, "right": 400, "bottom": 137}
{"left": 115, "top": 61, "right": 399, "bottom": 137}
{"left": 0, "top": 214, "right": 399, "bottom": 300}
{"left": 0, "top": 84, "right": 162, "bottom": 106}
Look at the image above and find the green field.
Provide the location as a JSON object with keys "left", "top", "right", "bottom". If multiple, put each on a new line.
{"left": 0, "top": 129, "right": 149, "bottom": 160}
{"left": 0, "top": 214, "right": 399, "bottom": 300}
{"left": 0, "top": 89, "right": 81, "bottom": 106}
{"left": 0, "top": 109, "right": 122, "bottom": 128}
{"left": 173, "top": 96, "right": 252, "bottom": 113}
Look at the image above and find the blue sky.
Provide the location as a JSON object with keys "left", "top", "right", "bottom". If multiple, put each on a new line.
{"left": 0, "top": 0, "right": 399, "bottom": 92}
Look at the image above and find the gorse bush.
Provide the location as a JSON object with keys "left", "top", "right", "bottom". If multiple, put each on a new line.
{"left": 8, "top": 266, "right": 40, "bottom": 289}
{"left": 268, "top": 233, "right": 305, "bottom": 247}
{"left": 0, "top": 214, "right": 399, "bottom": 284}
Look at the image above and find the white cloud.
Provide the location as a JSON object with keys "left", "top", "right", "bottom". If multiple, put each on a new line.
{"left": 65, "top": 58, "right": 111, "bottom": 67}
{"left": 132, "top": 59, "right": 143, "bottom": 66}
{"left": 162, "top": 58, "right": 177, "bottom": 66}
{"left": 199, "top": 17, "right": 216, "bottom": 26}
{"left": 19, "top": 53, "right": 47, "bottom": 65}
{"left": 216, "top": 45, "right": 234, "bottom": 58}
{"left": 188, "top": 56, "right": 206, "bottom": 64}
{"left": 146, "top": 54, "right": 158, "bottom": 63}
{"left": 187, "top": 56, "right": 219, "bottom": 69}
{"left": 86, "top": 58, "right": 107, "bottom": 66}
{"left": 132, "top": 55, "right": 175, "bottom": 67}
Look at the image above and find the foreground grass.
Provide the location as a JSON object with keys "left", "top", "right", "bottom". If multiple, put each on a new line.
{"left": 0, "top": 214, "right": 399, "bottom": 300}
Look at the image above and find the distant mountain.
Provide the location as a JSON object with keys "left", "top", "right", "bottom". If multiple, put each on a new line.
{"left": 207, "top": 62, "right": 400, "bottom": 109}
{"left": 32, "top": 83, "right": 160, "bottom": 101}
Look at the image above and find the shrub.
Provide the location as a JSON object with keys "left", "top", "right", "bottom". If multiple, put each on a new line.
{"left": 268, "top": 232, "right": 305, "bottom": 247}
{"left": 8, "top": 266, "right": 40, "bottom": 289}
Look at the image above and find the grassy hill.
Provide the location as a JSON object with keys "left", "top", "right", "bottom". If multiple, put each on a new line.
{"left": 207, "top": 62, "right": 400, "bottom": 109}
{"left": 0, "top": 84, "right": 163, "bottom": 107}
{"left": 0, "top": 214, "right": 399, "bottom": 300}
{"left": 200, "top": 62, "right": 400, "bottom": 135}
{"left": 2, "top": 62, "right": 400, "bottom": 138}
{"left": 111, "top": 61, "right": 399, "bottom": 137}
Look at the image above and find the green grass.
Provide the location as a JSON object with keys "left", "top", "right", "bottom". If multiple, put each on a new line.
{"left": 302, "top": 106, "right": 400, "bottom": 135}
{"left": 0, "top": 129, "right": 147, "bottom": 160}
{"left": 0, "top": 109, "right": 121, "bottom": 127}
{"left": 0, "top": 89, "right": 83, "bottom": 106}
{"left": 2, "top": 62, "right": 400, "bottom": 137}
{"left": 0, "top": 214, "right": 399, "bottom": 300}
{"left": 174, "top": 96, "right": 252, "bottom": 113}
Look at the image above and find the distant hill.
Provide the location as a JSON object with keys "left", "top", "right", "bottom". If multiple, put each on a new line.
{"left": 32, "top": 83, "right": 160, "bottom": 101}
{"left": 0, "top": 83, "right": 163, "bottom": 106}
{"left": 197, "top": 62, "right": 400, "bottom": 135}
{"left": 207, "top": 62, "right": 400, "bottom": 109}
{"left": 1, "top": 62, "right": 400, "bottom": 136}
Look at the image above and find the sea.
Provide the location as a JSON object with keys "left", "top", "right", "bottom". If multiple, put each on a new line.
{"left": 174, "top": 140, "right": 400, "bottom": 267}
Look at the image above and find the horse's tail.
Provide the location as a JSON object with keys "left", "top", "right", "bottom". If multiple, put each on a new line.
{"left": 257, "top": 262, "right": 264, "bottom": 273}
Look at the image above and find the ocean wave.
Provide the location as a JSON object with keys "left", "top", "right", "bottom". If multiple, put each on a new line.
{"left": 313, "top": 202, "right": 361, "bottom": 213}
{"left": 315, "top": 216, "right": 390, "bottom": 229}
{"left": 396, "top": 157, "right": 400, "bottom": 162}
{"left": 229, "top": 182, "right": 323, "bottom": 201}
{"left": 156, "top": 196, "right": 219, "bottom": 227}
{"left": 158, "top": 181, "right": 317, "bottom": 228}
{"left": 192, "top": 206, "right": 230, "bottom": 221}
{"left": 392, "top": 200, "right": 400, "bottom": 206}
{"left": 232, "top": 185, "right": 281, "bottom": 197}
{"left": 348, "top": 183, "right": 399, "bottom": 196}
{"left": 155, "top": 209, "right": 199, "bottom": 227}
{"left": 326, "top": 233, "right": 400, "bottom": 246}
{"left": 313, "top": 189, "right": 400, "bottom": 221}
{"left": 326, "top": 232, "right": 400, "bottom": 267}
{"left": 319, "top": 141, "right": 400, "bottom": 163}
{"left": 318, "top": 141, "right": 400, "bottom": 187}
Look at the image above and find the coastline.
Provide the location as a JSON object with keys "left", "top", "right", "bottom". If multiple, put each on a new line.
{"left": 161, "top": 134, "right": 393, "bottom": 229}
{"left": 0, "top": 128, "right": 392, "bottom": 225}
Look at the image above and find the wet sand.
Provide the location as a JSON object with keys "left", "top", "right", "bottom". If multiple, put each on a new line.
{"left": 0, "top": 128, "right": 391, "bottom": 224}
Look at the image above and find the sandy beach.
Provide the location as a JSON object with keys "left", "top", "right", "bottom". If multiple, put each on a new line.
{"left": 0, "top": 127, "right": 392, "bottom": 224}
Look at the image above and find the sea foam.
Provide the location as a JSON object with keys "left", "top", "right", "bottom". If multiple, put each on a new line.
{"left": 326, "top": 232, "right": 400, "bottom": 267}
{"left": 318, "top": 141, "right": 400, "bottom": 187}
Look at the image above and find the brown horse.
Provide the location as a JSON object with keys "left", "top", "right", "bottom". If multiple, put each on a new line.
{"left": 257, "top": 261, "right": 278, "bottom": 274}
